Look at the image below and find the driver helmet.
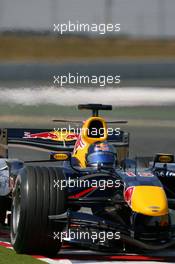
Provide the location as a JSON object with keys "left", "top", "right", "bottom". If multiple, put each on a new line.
{"left": 86, "top": 141, "right": 116, "bottom": 169}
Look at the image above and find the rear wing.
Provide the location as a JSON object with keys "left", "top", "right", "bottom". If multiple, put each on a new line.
{"left": 0, "top": 128, "right": 129, "bottom": 162}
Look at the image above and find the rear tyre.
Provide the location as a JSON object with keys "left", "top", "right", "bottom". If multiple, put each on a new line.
{"left": 10, "top": 166, "right": 67, "bottom": 256}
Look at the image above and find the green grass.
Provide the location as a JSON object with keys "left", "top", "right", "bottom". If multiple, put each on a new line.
{"left": 0, "top": 36, "right": 175, "bottom": 61}
{"left": 0, "top": 246, "right": 43, "bottom": 264}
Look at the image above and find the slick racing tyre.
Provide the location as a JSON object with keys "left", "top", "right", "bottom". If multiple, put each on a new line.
{"left": 10, "top": 166, "right": 67, "bottom": 257}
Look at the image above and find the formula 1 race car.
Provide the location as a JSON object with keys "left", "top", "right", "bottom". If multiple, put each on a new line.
{"left": 7, "top": 104, "right": 175, "bottom": 256}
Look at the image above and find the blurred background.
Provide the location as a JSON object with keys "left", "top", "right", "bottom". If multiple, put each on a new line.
{"left": 0, "top": 0, "right": 174, "bottom": 156}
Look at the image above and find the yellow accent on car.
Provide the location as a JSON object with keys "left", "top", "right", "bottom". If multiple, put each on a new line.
{"left": 154, "top": 153, "right": 174, "bottom": 163}
{"left": 72, "top": 116, "right": 108, "bottom": 168}
{"left": 159, "top": 155, "right": 173, "bottom": 163}
{"left": 131, "top": 186, "right": 168, "bottom": 216}
{"left": 52, "top": 153, "right": 69, "bottom": 161}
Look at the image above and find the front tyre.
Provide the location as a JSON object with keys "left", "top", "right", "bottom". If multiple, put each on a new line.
{"left": 10, "top": 166, "right": 67, "bottom": 256}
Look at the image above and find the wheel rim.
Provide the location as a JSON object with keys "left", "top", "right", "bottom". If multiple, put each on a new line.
{"left": 12, "top": 183, "right": 21, "bottom": 235}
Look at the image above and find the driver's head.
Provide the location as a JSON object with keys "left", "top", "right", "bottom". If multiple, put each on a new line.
{"left": 86, "top": 141, "right": 117, "bottom": 169}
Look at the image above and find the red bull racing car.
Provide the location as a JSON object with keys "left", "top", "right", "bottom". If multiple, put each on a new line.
{"left": 1, "top": 104, "right": 175, "bottom": 256}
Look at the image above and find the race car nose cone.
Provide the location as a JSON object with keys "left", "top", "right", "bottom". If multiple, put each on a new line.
{"left": 130, "top": 186, "right": 168, "bottom": 216}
